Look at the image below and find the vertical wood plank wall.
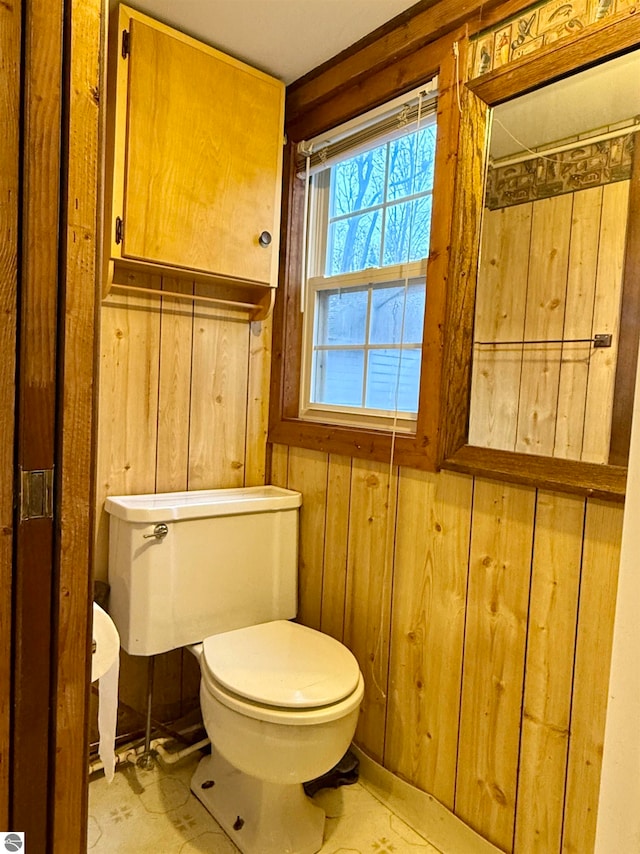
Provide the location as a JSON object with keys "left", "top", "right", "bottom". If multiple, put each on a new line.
{"left": 272, "top": 443, "right": 622, "bottom": 854}
{"left": 92, "top": 285, "right": 272, "bottom": 732}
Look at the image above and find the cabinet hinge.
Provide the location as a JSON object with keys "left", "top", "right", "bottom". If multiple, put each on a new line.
{"left": 122, "top": 29, "right": 130, "bottom": 59}
{"left": 115, "top": 216, "right": 123, "bottom": 245}
{"left": 19, "top": 468, "right": 54, "bottom": 521}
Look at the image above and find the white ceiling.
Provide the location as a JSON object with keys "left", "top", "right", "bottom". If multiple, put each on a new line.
{"left": 109, "top": 0, "right": 421, "bottom": 84}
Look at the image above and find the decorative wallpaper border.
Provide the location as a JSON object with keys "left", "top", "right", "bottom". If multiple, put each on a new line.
{"left": 485, "top": 131, "right": 635, "bottom": 209}
{"left": 470, "top": 0, "right": 637, "bottom": 79}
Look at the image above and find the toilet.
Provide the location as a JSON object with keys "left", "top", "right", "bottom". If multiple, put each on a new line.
{"left": 105, "top": 486, "right": 364, "bottom": 854}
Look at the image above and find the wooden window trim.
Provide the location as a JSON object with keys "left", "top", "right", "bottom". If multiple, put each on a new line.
{"left": 439, "top": 11, "right": 640, "bottom": 501}
{"left": 270, "top": 46, "right": 464, "bottom": 471}
{"left": 269, "top": 0, "right": 545, "bottom": 471}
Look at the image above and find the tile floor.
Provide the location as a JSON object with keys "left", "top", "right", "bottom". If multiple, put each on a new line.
{"left": 87, "top": 749, "right": 441, "bottom": 853}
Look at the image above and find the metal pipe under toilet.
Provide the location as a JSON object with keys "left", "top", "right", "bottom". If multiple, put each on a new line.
{"left": 137, "top": 655, "right": 156, "bottom": 769}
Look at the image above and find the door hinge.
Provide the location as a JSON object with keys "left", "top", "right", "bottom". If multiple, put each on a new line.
{"left": 122, "top": 29, "right": 130, "bottom": 59}
{"left": 115, "top": 216, "right": 123, "bottom": 245}
{"left": 19, "top": 468, "right": 54, "bottom": 521}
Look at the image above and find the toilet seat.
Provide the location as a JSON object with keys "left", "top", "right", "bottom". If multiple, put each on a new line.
{"left": 200, "top": 620, "right": 364, "bottom": 725}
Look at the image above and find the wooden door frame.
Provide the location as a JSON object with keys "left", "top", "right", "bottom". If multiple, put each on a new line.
{"left": 1, "top": 0, "right": 101, "bottom": 849}
{"left": 0, "top": 0, "right": 20, "bottom": 831}
{"left": 51, "top": 0, "right": 101, "bottom": 849}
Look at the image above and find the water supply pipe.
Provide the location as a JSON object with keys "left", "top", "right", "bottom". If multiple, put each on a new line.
{"left": 88, "top": 734, "right": 210, "bottom": 777}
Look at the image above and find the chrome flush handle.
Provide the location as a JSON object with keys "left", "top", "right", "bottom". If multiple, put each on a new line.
{"left": 143, "top": 523, "right": 169, "bottom": 540}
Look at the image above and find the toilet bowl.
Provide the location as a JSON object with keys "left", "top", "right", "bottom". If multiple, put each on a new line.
{"left": 191, "top": 619, "right": 364, "bottom": 853}
{"left": 105, "top": 486, "right": 365, "bottom": 854}
{"left": 196, "top": 619, "right": 364, "bottom": 784}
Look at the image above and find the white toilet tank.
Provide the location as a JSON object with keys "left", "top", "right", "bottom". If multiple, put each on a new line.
{"left": 105, "top": 486, "right": 301, "bottom": 656}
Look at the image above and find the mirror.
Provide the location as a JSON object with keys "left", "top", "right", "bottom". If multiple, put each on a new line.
{"left": 468, "top": 50, "right": 640, "bottom": 466}
{"left": 441, "top": 21, "right": 640, "bottom": 496}
{"left": 443, "top": 26, "right": 640, "bottom": 498}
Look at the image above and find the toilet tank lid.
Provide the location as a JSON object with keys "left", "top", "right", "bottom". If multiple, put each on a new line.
{"left": 104, "top": 486, "right": 301, "bottom": 522}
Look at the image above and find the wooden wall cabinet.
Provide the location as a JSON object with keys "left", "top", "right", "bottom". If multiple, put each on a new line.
{"left": 104, "top": 5, "right": 285, "bottom": 318}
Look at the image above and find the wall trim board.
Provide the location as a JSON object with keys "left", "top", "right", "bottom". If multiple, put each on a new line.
{"left": 352, "top": 745, "right": 503, "bottom": 854}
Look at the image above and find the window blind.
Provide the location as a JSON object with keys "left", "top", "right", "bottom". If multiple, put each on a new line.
{"left": 296, "top": 77, "right": 438, "bottom": 174}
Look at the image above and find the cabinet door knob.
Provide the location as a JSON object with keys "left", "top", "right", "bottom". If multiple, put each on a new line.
{"left": 258, "top": 231, "right": 272, "bottom": 247}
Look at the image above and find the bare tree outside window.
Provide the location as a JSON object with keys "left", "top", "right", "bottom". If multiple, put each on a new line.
{"left": 306, "top": 119, "right": 437, "bottom": 420}
{"left": 327, "top": 125, "right": 436, "bottom": 276}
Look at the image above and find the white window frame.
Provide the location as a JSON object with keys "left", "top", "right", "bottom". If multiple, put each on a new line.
{"left": 300, "top": 264, "right": 428, "bottom": 431}
{"left": 299, "top": 108, "right": 436, "bottom": 433}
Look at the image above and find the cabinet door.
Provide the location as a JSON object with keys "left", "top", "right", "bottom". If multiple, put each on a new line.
{"left": 122, "top": 17, "right": 284, "bottom": 286}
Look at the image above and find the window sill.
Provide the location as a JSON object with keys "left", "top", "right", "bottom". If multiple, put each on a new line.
{"left": 268, "top": 416, "right": 439, "bottom": 470}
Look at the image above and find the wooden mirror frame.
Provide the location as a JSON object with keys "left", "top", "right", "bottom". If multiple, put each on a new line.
{"left": 439, "top": 11, "right": 640, "bottom": 501}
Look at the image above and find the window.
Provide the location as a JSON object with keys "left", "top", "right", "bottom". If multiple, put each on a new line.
{"left": 299, "top": 90, "right": 438, "bottom": 431}
{"left": 269, "top": 60, "right": 459, "bottom": 472}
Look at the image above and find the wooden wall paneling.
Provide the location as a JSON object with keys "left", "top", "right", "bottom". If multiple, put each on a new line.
{"left": 94, "top": 288, "right": 162, "bottom": 579}
{"left": 344, "top": 458, "right": 398, "bottom": 762}
{"left": 456, "top": 478, "right": 536, "bottom": 852}
{"left": 150, "top": 650, "right": 185, "bottom": 723}
{"left": 0, "top": 0, "right": 19, "bottom": 828}
{"left": 553, "top": 188, "right": 602, "bottom": 461}
{"left": 515, "top": 194, "right": 573, "bottom": 457}
{"left": 94, "top": 288, "right": 162, "bottom": 724}
{"left": 155, "top": 278, "right": 194, "bottom": 493}
{"left": 469, "top": 203, "right": 532, "bottom": 451}
{"left": 385, "top": 469, "right": 473, "bottom": 809}
{"left": 561, "top": 499, "right": 623, "bottom": 853}
{"left": 320, "top": 454, "right": 352, "bottom": 642}
{"left": 581, "top": 179, "right": 630, "bottom": 463}
{"left": 244, "top": 316, "right": 272, "bottom": 486}
{"left": 287, "top": 447, "right": 329, "bottom": 630}
{"left": 180, "top": 649, "right": 202, "bottom": 718}
{"left": 188, "top": 296, "right": 249, "bottom": 489}
{"left": 180, "top": 649, "right": 202, "bottom": 719}
{"left": 155, "top": 278, "right": 196, "bottom": 721}
{"left": 269, "top": 442, "right": 290, "bottom": 487}
{"left": 52, "top": 0, "right": 101, "bottom": 846}
{"left": 513, "top": 492, "right": 585, "bottom": 854}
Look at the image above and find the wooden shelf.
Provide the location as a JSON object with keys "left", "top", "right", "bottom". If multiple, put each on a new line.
{"left": 105, "top": 259, "right": 276, "bottom": 320}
